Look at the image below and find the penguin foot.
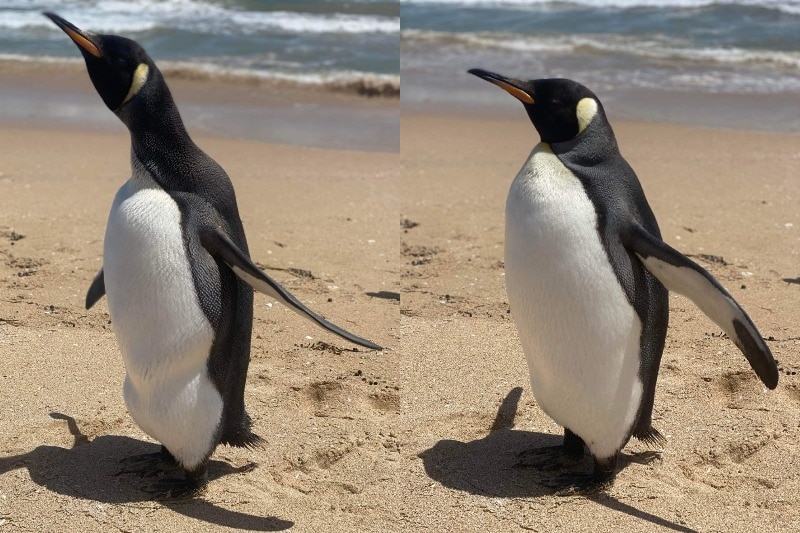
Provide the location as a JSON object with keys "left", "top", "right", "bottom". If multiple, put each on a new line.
{"left": 116, "top": 447, "right": 179, "bottom": 478}
{"left": 517, "top": 428, "right": 586, "bottom": 470}
{"left": 516, "top": 441, "right": 584, "bottom": 471}
{"left": 146, "top": 464, "right": 209, "bottom": 500}
{"left": 542, "top": 453, "right": 617, "bottom": 495}
{"left": 147, "top": 477, "right": 207, "bottom": 500}
{"left": 551, "top": 472, "right": 614, "bottom": 497}
{"left": 516, "top": 445, "right": 571, "bottom": 470}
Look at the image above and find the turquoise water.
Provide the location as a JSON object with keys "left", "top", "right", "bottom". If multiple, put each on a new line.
{"left": 2, "top": 0, "right": 800, "bottom": 131}
{"left": 402, "top": 0, "right": 800, "bottom": 95}
{"left": 400, "top": 0, "right": 800, "bottom": 130}
{"left": 0, "top": 0, "right": 399, "bottom": 94}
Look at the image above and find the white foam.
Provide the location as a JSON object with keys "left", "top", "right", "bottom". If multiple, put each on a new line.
{"left": 402, "top": 29, "right": 800, "bottom": 71}
{"left": 3, "top": 2, "right": 399, "bottom": 35}
{"left": 400, "top": 0, "right": 800, "bottom": 15}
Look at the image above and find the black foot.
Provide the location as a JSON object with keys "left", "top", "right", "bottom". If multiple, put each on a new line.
{"left": 562, "top": 429, "right": 585, "bottom": 459}
{"left": 554, "top": 453, "right": 618, "bottom": 496}
{"left": 551, "top": 472, "right": 614, "bottom": 496}
{"left": 145, "top": 463, "right": 209, "bottom": 500}
{"left": 516, "top": 445, "right": 572, "bottom": 471}
{"left": 116, "top": 446, "right": 179, "bottom": 478}
{"left": 532, "top": 452, "right": 617, "bottom": 496}
{"left": 146, "top": 476, "right": 208, "bottom": 500}
{"left": 516, "top": 428, "right": 586, "bottom": 471}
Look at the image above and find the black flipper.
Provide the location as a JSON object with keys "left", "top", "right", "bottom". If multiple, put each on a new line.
{"left": 624, "top": 224, "right": 778, "bottom": 389}
{"left": 85, "top": 268, "right": 106, "bottom": 310}
{"left": 201, "top": 227, "right": 382, "bottom": 351}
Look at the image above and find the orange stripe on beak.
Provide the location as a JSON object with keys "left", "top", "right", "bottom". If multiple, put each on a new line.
{"left": 489, "top": 79, "right": 534, "bottom": 105}
{"left": 65, "top": 27, "right": 101, "bottom": 58}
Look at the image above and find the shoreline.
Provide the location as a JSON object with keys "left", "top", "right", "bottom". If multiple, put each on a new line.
{"left": 0, "top": 59, "right": 399, "bottom": 153}
{"left": 0, "top": 56, "right": 401, "bottom": 99}
{"left": 402, "top": 70, "right": 800, "bottom": 134}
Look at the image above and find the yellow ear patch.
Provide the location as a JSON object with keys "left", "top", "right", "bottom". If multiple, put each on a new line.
{"left": 65, "top": 27, "right": 101, "bottom": 58}
{"left": 490, "top": 79, "right": 535, "bottom": 105}
{"left": 576, "top": 97, "right": 598, "bottom": 134}
{"left": 121, "top": 63, "right": 149, "bottom": 107}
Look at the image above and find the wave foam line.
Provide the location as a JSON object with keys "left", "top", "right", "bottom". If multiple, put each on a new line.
{"left": 0, "top": 55, "right": 400, "bottom": 98}
{"left": 400, "top": 0, "right": 800, "bottom": 15}
{"left": 401, "top": 30, "right": 800, "bottom": 70}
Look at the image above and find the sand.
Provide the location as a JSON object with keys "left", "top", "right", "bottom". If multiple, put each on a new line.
{"left": 399, "top": 113, "right": 800, "bottom": 532}
{"left": 0, "top": 73, "right": 400, "bottom": 530}
{"left": 1, "top": 62, "right": 800, "bottom": 532}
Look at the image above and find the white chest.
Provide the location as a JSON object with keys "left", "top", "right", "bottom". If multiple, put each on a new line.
{"left": 504, "top": 144, "right": 643, "bottom": 458}
{"left": 102, "top": 166, "right": 222, "bottom": 465}
{"left": 104, "top": 169, "right": 214, "bottom": 377}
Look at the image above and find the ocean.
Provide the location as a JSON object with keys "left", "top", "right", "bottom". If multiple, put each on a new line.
{"left": 401, "top": 0, "right": 800, "bottom": 130}
{"left": 0, "top": 0, "right": 399, "bottom": 96}
{"left": 2, "top": 0, "right": 799, "bottom": 133}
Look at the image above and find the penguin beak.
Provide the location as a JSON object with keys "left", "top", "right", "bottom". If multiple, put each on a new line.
{"left": 468, "top": 68, "right": 534, "bottom": 105}
{"left": 43, "top": 12, "right": 102, "bottom": 59}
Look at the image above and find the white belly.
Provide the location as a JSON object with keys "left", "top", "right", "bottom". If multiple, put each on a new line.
{"left": 505, "top": 144, "right": 643, "bottom": 459}
{"left": 104, "top": 165, "right": 221, "bottom": 468}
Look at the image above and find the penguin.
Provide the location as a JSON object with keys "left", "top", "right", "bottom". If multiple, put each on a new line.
{"left": 468, "top": 69, "right": 779, "bottom": 492}
{"left": 45, "top": 12, "right": 382, "bottom": 498}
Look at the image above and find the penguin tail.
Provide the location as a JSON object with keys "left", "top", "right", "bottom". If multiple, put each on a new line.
{"left": 633, "top": 426, "right": 666, "bottom": 448}
{"left": 220, "top": 428, "right": 266, "bottom": 450}
{"left": 220, "top": 412, "right": 265, "bottom": 449}
{"left": 222, "top": 431, "right": 265, "bottom": 450}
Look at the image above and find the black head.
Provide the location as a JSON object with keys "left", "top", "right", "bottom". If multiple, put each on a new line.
{"left": 468, "top": 69, "right": 603, "bottom": 144}
{"left": 44, "top": 12, "right": 154, "bottom": 113}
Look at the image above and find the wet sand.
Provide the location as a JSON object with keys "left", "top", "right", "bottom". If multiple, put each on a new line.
{"left": 0, "top": 59, "right": 399, "bottom": 153}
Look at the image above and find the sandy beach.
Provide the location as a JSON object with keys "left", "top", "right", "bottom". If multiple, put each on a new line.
{"left": 0, "top": 65, "right": 400, "bottom": 532}
{"left": 1, "top": 59, "right": 800, "bottom": 532}
{"left": 400, "top": 111, "right": 800, "bottom": 532}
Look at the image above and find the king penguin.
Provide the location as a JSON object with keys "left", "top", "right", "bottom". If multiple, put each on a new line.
{"left": 468, "top": 69, "right": 779, "bottom": 492}
{"left": 45, "top": 12, "right": 382, "bottom": 498}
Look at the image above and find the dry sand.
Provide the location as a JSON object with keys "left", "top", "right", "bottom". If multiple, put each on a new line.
{"left": 1, "top": 65, "right": 800, "bottom": 532}
{"left": 0, "top": 120, "right": 399, "bottom": 530}
{"left": 400, "top": 113, "right": 800, "bottom": 532}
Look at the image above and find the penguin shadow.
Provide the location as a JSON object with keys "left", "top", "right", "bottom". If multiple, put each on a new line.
{"left": 365, "top": 290, "right": 400, "bottom": 301}
{"left": 0, "top": 413, "right": 292, "bottom": 531}
{"left": 419, "top": 388, "right": 697, "bottom": 533}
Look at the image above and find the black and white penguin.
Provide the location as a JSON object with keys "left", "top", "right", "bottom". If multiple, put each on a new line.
{"left": 45, "top": 12, "right": 382, "bottom": 498}
{"left": 468, "top": 69, "right": 778, "bottom": 492}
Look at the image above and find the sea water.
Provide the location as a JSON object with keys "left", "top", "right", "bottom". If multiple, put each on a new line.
{"left": 1, "top": 0, "right": 400, "bottom": 96}
{"left": 401, "top": 0, "right": 800, "bottom": 130}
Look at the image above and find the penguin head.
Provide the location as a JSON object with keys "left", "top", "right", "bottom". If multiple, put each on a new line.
{"left": 468, "top": 69, "right": 603, "bottom": 144}
{"left": 44, "top": 12, "right": 155, "bottom": 113}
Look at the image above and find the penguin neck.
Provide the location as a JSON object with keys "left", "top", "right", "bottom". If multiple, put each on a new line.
{"left": 549, "top": 116, "right": 619, "bottom": 165}
{"left": 118, "top": 80, "right": 198, "bottom": 162}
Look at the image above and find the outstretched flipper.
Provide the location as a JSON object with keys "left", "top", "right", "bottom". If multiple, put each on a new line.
{"left": 201, "top": 227, "right": 382, "bottom": 351}
{"left": 624, "top": 225, "right": 778, "bottom": 389}
{"left": 85, "top": 269, "right": 106, "bottom": 310}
